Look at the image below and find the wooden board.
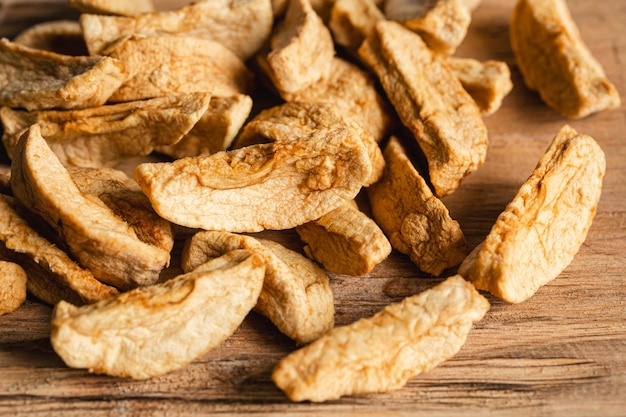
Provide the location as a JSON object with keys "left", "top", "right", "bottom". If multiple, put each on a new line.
{"left": 1, "top": 0, "right": 625, "bottom": 415}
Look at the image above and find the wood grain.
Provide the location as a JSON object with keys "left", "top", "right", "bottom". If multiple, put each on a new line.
{"left": 1, "top": 0, "right": 626, "bottom": 416}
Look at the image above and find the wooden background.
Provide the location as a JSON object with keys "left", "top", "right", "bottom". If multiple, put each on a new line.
{"left": 1, "top": 0, "right": 625, "bottom": 415}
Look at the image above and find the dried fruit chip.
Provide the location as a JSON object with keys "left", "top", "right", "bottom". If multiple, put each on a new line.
{"left": 0, "top": 194, "right": 119, "bottom": 306}
{"left": 510, "top": 0, "right": 620, "bottom": 119}
{"left": 236, "top": 101, "right": 384, "bottom": 186}
{"left": 367, "top": 136, "right": 469, "bottom": 276}
{"left": 134, "top": 123, "right": 372, "bottom": 232}
{"left": 0, "top": 260, "right": 27, "bottom": 316}
{"left": 331, "top": 5, "right": 512, "bottom": 117}
{"left": 182, "top": 231, "right": 334, "bottom": 344}
{"left": 272, "top": 275, "right": 489, "bottom": 402}
{"left": 296, "top": 201, "right": 392, "bottom": 276}
{"left": 51, "top": 249, "right": 265, "bottom": 379}
{"left": 1, "top": 93, "right": 212, "bottom": 168}
{"left": 80, "top": 0, "right": 273, "bottom": 60}
{"left": 68, "top": 167, "right": 174, "bottom": 255}
{"left": 265, "top": 0, "right": 335, "bottom": 96}
{"left": 383, "top": 0, "right": 472, "bottom": 54}
{"left": 280, "top": 58, "right": 395, "bottom": 144}
{"left": 0, "top": 38, "right": 127, "bottom": 111}
{"left": 328, "top": 0, "right": 384, "bottom": 52}
{"left": 459, "top": 125, "right": 605, "bottom": 303}
{"left": 10, "top": 125, "right": 170, "bottom": 290}
{"left": 155, "top": 94, "right": 253, "bottom": 159}
{"left": 105, "top": 36, "right": 253, "bottom": 103}
{"left": 446, "top": 56, "right": 513, "bottom": 115}
{"left": 69, "top": 0, "right": 154, "bottom": 16}
{"left": 358, "top": 20, "right": 488, "bottom": 197}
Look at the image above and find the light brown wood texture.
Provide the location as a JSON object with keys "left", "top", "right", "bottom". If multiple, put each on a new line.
{"left": 1, "top": 0, "right": 625, "bottom": 415}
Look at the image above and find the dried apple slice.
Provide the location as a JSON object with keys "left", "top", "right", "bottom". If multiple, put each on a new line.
{"left": 280, "top": 58, "right": 395, "bottom": 144}
{"left": 1, "top": 93, "right": 212, "bottom": 168}
{"left": 328, "top": 0, "right": 384, "bottom": 52}
{"left": 235, "top": 101, "right": 384, "bottom": 186}
{"left": 459, "top": 125, "right": 605, "bottom": 303}
{"left": 182, "top": 231, "right": 334, "bottom": 344}
{"left": 68, "top": 167, "right": 174, "bottom": 256}
{"left": 367, "top": 136, "right": 469, "bottom": 276}
{"left": 265, "top": 0, "right": 335, "bottom": 96}
{"left": 10, "top": 125, "right": 170, "bottom": 290}
{"left": 510, "top": 0, "right": 620, "bottom": 118}
{"left": 0, "top": 194, "right": 119, "bottom": 306}
{"left": 358, "top": 20, "right": 488, "bottom": 196}
{"left": 134, "top": 123, "right": 372, "bottom": 232}
{"left": 272, "top": 275, "right": 489, "bottom": 402}
{"left": 155, "top": 94, "right": 253, "bottom": 159}
{"left": 51, "top": 249, "right": 265, "bottom": 379}
{"left": 0, "top": 38, "right": 127, "bottom": 111}
{"left": 105, "top": 36, "right": 253, "bottom": 103}
{"left": 296, "top": 202, "right": 391, "bottom": 276}
{"left": 446, "top": 56, "right": 513, "bottom": 115}
{"left": 80, "top": 0, "right": 273, "bottom": 60}
{"left": 383, "top": 0, "right": 472, "bottom": 54}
